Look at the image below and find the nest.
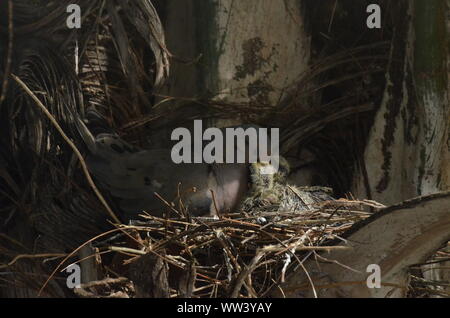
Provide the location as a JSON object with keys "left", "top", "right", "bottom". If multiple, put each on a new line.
{"left": 67, "top": 198, "right": 383, "bottom": 298}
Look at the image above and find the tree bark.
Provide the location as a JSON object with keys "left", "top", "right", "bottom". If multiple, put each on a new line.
{"left": 352, "top": 0, "right": 449, "bottom": 204}
{"left": 350, "top": 0, "right": 449, "bottom": 296}
{"left": 271, "top": 192, "right": 450, "bottom": 298}
{"left": 162, "top": 0, "right": 311, "bottom": 127}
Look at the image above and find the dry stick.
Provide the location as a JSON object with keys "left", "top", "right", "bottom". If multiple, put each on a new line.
{"left": 265, "top": 245, "right": 351, "bottom": 253}
{"left": 11, "top": 74, "right": 121, "bottom": 224}
{"left": 37, "top": 227, "right": 126, "bottom": 296}
{"left": 252, "top": 226, "right": 319, "bottom": 298}
{"left": 0, "top": 253, "right": 67, "bottom": 270}
{"left": 0, "top": 0, "right": 13, "bottom": 104}
{"left": 67, "top": 250, "right": 112, "bottom": 270}
{"left": 314, "top": 253, "right": 361, "bottom": 274}
{"left": 210, "top": 189, "right": 222, "bottom": 219}
{"left": 154, "top": 192, "right": 183, "bottom": 217}
{"left": 38, "top": 224, "right": 150, "bottom": 296}
{"left": 231, "top": 251, "right": 265, "bottom": 298}
{"left": 108, "top": 246, "right": 146, "bottom": 256}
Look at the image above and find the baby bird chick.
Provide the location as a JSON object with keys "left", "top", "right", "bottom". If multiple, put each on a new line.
{"left": 240, "top": 156, "right": 335, "bottom": 215}
{"left": 240, "top": 157, "right": 291, "bottom": 213}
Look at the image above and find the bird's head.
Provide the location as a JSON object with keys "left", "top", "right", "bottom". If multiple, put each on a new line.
{"left": 249, "top": 161, "right": 275, "bottom": 191}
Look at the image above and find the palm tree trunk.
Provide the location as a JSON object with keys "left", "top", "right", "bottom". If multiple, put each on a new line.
{"left": 161, "top": 0, "right": 311, "bottom": 127}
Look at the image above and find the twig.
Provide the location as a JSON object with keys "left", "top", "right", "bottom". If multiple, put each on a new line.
{"left": 108, "top": 246, "right": 146, "bottom": 256}
{"left": 0, "top": 253, "right": 67, "bottom": 270}
{"left": 38, "top": 227, "right": 128, "bottom": 296}
{"left": 298, "top": 261, "right": 318, "bottom": 298}
{"left": 231, "top": 251, "right": 265, "bottom": 298}
{"left": 154, "top": 192, "right": 183, "bottom": 217}
{"left": 11, "top": 74, "right": 121, "bottom": 224}
{"left": 210, "top": 189, "right": 222, "bottom": 219}
{"left": 314, "top": 253, "right": 361, "bottom": 274}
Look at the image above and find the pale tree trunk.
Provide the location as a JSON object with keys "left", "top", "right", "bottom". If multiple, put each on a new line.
{"left": 352, "top": 0, "right": 449, "bottom": 204}
{"left": 161, "top": 0, "right": 310, "bottom": 127}
{"left": 351, "top": 0, "right": 449, "bottom": 296}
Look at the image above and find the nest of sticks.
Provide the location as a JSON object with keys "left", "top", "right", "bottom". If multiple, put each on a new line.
{"left": 68, "top": 198, "right": 385, "bottom": 298}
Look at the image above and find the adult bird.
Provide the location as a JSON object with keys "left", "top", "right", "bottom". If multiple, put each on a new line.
{"left": 75, "top": 109, "right": 263, "bottom": 221}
